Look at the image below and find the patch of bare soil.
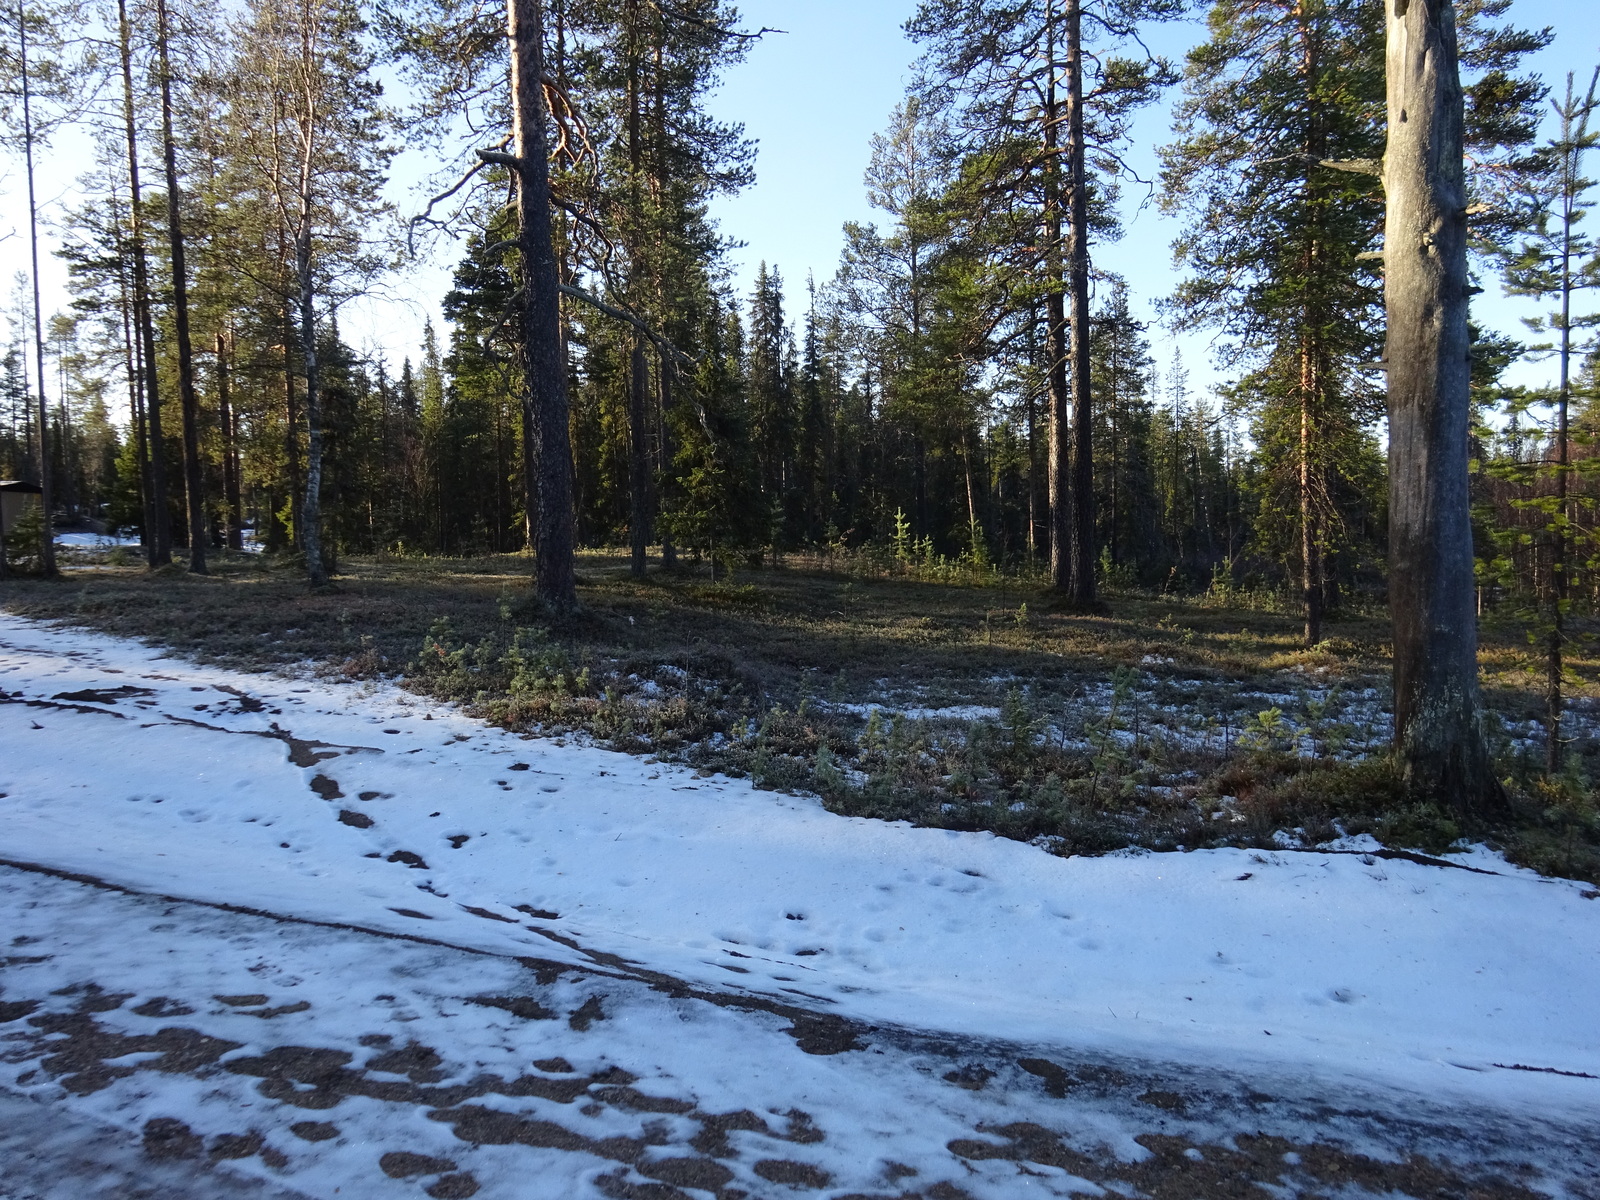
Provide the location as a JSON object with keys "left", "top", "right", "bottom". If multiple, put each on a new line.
{"left": 3, "top": 861, "right": 1597, "bottom": 1200}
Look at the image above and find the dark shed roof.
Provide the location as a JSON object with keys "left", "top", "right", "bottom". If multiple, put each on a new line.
{"left": 0, "top": 481, "right": 43, "bottom": 493}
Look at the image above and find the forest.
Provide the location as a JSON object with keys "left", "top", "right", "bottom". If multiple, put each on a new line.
{"left": 2, "top": 0, "right": 1597, "bottom": 863}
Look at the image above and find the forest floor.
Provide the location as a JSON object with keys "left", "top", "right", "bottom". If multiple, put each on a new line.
{"left": 1, "top": 611, "right": 1598, "bottom": 1199}
{"left": 4, "top": 545, "right": 1599, "bottom": 882}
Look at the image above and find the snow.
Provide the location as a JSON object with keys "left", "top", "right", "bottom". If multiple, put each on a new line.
{"left": 2, "top": 610, "right": 1598, "bottom": 1152}
{"left": 52, "top": 529, "right": 266, "bottom": 552}
{"left": 827, "top": 701, "right": 1005, "bottom": 722}
{"left": 53, "top": 532, "right": 141, "bottom": 548}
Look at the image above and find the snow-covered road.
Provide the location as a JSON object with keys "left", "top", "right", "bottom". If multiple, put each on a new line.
{"left": 2, "top": 612, "right": 1598, "bottom": 1197}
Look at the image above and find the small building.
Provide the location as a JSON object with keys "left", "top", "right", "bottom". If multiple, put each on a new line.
{"left": 1, "top": 481, "right": 43, "bottom": 537}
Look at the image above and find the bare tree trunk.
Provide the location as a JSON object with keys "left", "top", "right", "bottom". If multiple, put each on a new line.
{"left": 629, "top": 338, "right": 650, "bottom": 577}
{"left": 297, "top": 226, "right": 328, "bottom": 587}
{"left": 17, "top": 3, "right": 57, "bottom": 577}
{"left": 155, "top": 0, "right": 205, "bottom": 575}
{"left": 1384, "top": 0, "right": 1500, "bottom": 817}
{"left": 112, "top": 184, "right": 159, "bottom": 555}
{"left": 659, "top": 358, "right": 677, "bottom": 568}
{"left": 216, "top": 330, "right": 243, "bottom": 551}
{"left": 118, "top": 0, "right": 173, "bottom": 569}
{"left": 282, "top": 307, "right": 303, "bottom": 550}
{"left": 1300, "top": 350, "right": 1323, "bottom": 646}
{"left": 963, "top": 430, "right": 981, "bottom": 557}
{"left": 492, "top": 0, "right": 576, "bottom": 609}
{"left": 521, "top": 402, "right": 537, "bottom": 551}
{"left": 1065, "top": 0, "right": 1096, "bottom": 607}
{"left": 1298, "top": 5, "right": 1326, "bottom": 647}
{"left": 1542, "top": 72, "right": 1596, "bottom": 774}
{"left": 1043, "top": 16, "right": 1070, "bottom": 592}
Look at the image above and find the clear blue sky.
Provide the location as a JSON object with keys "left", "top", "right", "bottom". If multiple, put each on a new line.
{"left": 4, "top": 0, "right": 1599, "bottom": 411}
{"left": 707, "top": 0, "right": 1600, "bottom": 397}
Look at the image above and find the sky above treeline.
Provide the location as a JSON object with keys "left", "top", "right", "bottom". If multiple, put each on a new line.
{"left": 2, "top": 0, "right": 1598, "bottom": 414}
{"left": 702, "top": 0, "right": 1600, "bottom": 397}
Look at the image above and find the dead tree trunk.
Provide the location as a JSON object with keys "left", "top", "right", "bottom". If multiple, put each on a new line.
{"left": 1064, "top": 0, "right": 1096, "bottom": 607}
{"left": 155, "top": 0, "right": 206, "bottom": 575}
{"left": 486, "top": 0, "right": 576, "bottom": 610}
{"left": 1383, "top": 0, "right": 1500, "bottom": 817}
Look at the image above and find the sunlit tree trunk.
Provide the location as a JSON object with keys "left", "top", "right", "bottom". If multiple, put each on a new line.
{"left": 1384, "top": 0, "right": 1499, "bottom": 816}
{"left": 1044, "top": 15, "right": 1070, "bottom": 592}
{"left": 155, "top": 0, "right": 206, "bottom": 574}
{"left": 491, "top": 0, "right": 576, "bottom": 609}
{"left": 1065, "top": 0, "right": 1096, "bottom": 607}
{"left": 118, "top": 0, "right": 172, "bottom": 565}
{"left": 630, "top": 339, "right": 650, "bottom": 577}
{"left": 216, "top": 330, "right": 243, "bottom": 550}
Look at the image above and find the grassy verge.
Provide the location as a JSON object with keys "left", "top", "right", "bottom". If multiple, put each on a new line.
{"left": 5, "top": 545, "right": 1599, "bottom": 885}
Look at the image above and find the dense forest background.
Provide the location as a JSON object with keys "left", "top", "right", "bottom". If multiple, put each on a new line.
{"left": 0, "top": 0, "right": 1592, "bottom": 626}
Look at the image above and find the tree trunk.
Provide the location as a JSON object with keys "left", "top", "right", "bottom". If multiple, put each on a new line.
{"left": 659, "top": 358, "right": 677, "bottom": 569}
{"left": 17, "top": 4, "right": 57, "bottom": 577}
{"left": 500, "top": 0, "right": 576, "bottom": 609}
{"left": 1543, "top": 75, "right": 1592, "bottom": 774}
{"left": 963, "top": 430, "right": 981, "bottom": 558}
{"left": 1298, "top": 3, "right": 1325, "bottom": 648}
{"left": 1383, "top": 0, "right": 1500, "bottom": 817}
{"left": 1064, "top": 0, "right": 1096, "bottom": 607}
{"left": 155, "top": 0, "right": 205, "bottom": 575}
{"left": 1300, "top": 351, "right": 1323, "bottom": 646}
{"left": 283, "top": 306, "right": 303, "bottom": 549}
{"left": 297, "top": 226, "right": 328, "bottom": 587}
{"left": 1043, "top": 16, "right": 1070, "bottom": 591}
{"left": 216, "top": 330, "right": 243, "bottom": 551}
{"left": 114, "top": 217, "right": 156, "bottom": 550}
{"left": 629, "top": 338, "right": 650, "bottom": 577}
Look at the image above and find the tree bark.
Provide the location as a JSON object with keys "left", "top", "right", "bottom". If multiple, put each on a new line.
{"left": 659, "top": 358, "right": 677, "bottom": 568}
{"left": 1300, "top": 348, "right": 1324, "bottom": 646}
{"left": 1064, "top": 0, "right": 1096, "bottom": 607}
{"left": 155, "top": 0, "right": 206, "bottom": 575}
{"left": 282, "top": 306, "right": 304, "bottom": 550}
{"left": 117, "top": 0, "right": 172, "bottom": 568}
{"left": 499, "top": 0, "right": 576, "bottom": 609}
{"left": 297, "top": 223, "right": 328, "bottom": 587}
{"left": 1383, "top": 0, "right": 1500, "bottom": 817}
{"left": 629, "top": 338, "right": 650, "bottom": 577}
{"left": 1043, "top": 15, "right": 1070, "bottom": 592}
{"left": 216, "top": 330, "right": 243, "bottom": 551}
{"left": 17, "top": 3, "right": 57, "bottom": 577}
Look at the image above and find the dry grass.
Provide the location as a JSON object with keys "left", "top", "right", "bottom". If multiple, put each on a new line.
{"left": 4, "top": 546, "right": 1598, "bottom": 882}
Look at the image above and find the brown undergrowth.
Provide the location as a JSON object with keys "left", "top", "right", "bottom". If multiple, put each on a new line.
{"left": 4, "top": 546, "right": 1599, "bottom": 883}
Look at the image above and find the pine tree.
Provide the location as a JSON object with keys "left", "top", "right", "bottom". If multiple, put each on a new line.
{"left": 221, "top": 0, "right": 392, "bottom": 586}
{"left": 1491, "top": 68, "right": 1600, "bottom": 772}
{"left": 1162, "top": 0, "right": 1388, "bottom": 645}
{"left": 1088, "top": 279, "right": 1157, "bottom": 575}
{"left": 909, "top": 0, "right": 1180, "bottom": 601}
